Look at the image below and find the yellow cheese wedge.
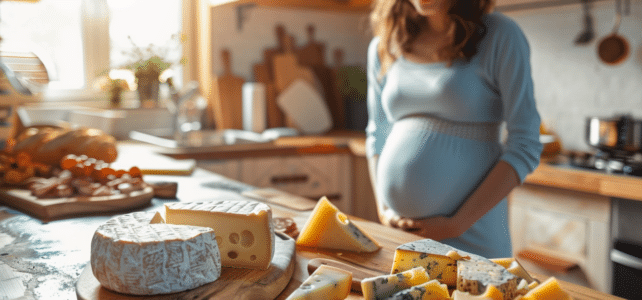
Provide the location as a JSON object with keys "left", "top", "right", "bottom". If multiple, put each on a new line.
{"left": 165, "top": 200, "right": 275, "bottom": 270}
{"left": 386, "top": 279, "right": 450, "bottom": 300}
{"left": 489, "top": 258, "right": 513, "bottom": 269}
{"left": 285, "top": 265, "right": 352, "bottom": 300}
{"left": 296, "top": 196, "right": 380, "bottom": 252}
{"left": 391, "top": 239, "right": 484, "bottom": 287}
{"left": 520, "top": 277, "right": 571, "bottom": 300}
{"left": 149, "top": 211, "right": 165, "bottom": 224}
{"left": 361, "top": 266, "right": 430, "bottom": 300}
{"left": 452, "top": 285, "right": 504, "bottom": 300}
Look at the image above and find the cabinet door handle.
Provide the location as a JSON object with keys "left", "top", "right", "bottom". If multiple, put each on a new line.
{"left": 271, "top": 174, "right": 309, "bottom": 185}
{"left": 611, "top": 248, "right": 642, "bottom": 270}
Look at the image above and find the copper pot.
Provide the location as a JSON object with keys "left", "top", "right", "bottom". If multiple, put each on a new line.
{"left": 597, "top": 0, "right": 630, "bottom": 65}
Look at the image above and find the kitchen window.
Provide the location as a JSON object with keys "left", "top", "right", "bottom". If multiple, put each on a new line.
{"left": 0, "top": 0, "right": 183, "bottom": 97}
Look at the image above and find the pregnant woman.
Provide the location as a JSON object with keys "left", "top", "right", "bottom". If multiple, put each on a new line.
{"left": 366, "top": 0, "right": 542, "bottom": 258}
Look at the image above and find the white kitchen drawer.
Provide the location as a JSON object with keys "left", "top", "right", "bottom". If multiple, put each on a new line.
{"left": 240, "top": 154, "right": 351, "bottom": 213}
{"left": 197, "top": 159, "right": 241, "bottom": 181}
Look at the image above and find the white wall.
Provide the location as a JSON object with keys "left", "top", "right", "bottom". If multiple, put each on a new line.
{"left": 209, "top": 6, "right": 372, "bottom": 79}
{"left": 209, "top": 2, "right": 642, "bottom": 152}
{"left": 505, "top": 1, "right": 642, "bottom": 151}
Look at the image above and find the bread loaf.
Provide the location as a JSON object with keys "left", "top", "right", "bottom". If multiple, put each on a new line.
{"left": 12, "top": 127, "right": 118, "bottom": 165}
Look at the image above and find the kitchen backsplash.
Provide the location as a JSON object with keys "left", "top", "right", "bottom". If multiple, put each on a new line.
{"left": 210, "top": 2, "right": 642, "bottom": 152}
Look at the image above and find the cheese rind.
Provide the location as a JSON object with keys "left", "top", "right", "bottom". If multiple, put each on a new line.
{"left": 296, "top": 196, "right": 380, "bottom": 252}
{"left": 285, "top": 265, "right": 352, "bottom": 300}
{"left": 386, "top": 279, "right": 450, "bottom": 300}
{"left": 391, "top": 239, "right": 484, "bottom": 286}
{"left": 456, "top": 260, "right": 517, "bottom": 300}
{"left": 90, "top": 212, "right": 222, "bottom": 295}
{"left": 165, "top": 200, "right": 275, "bottom": 270}
{"left": 361, "top": 266, "right": 430, "bottom": 300}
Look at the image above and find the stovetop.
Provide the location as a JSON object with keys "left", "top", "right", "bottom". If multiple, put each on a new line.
{"left": 548, "top": 151, "right": 642, "bottom": 177}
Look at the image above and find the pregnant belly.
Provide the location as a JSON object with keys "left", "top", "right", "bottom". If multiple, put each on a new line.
{"left": 377, "top": 119, "right": 501, "bottom": 218}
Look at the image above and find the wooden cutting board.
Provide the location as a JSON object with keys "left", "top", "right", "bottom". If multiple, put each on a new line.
{"left": 76, "top": 232, "right": 296, "bottom": 300}
{"left": 272, "top": 33, "right": 316, "bottom": 93}
{"left": 296, "top": 24, "right": 326, "bottom": 68}
{"left": 210, "top": 48, "right": 245, "bottom": 130}
{"left": 0, "top": 186, "right": 153, "bottom": 222}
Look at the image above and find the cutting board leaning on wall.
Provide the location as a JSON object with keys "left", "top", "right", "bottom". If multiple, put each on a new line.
{"left": 210, "top": 49, "right": 244, "bottom": 130}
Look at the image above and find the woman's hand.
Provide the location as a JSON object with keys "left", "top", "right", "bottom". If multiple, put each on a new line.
{"left": 391, "top": 214, "right": 463, "bottom": 241}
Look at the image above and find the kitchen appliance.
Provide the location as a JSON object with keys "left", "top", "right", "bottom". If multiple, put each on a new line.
{"left": 610, "top": 198, "right": 642, "bottom": 299}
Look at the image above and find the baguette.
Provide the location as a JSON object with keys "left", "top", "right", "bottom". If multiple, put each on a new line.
{"left": 12, "top": 127, "right": 118, "bottom": 166}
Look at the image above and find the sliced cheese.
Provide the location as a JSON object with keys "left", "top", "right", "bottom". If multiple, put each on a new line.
{"left": 296, "top": 196, "right": 380, "bottom": 253}
{"left": 456, "top": 260, "right": 517, "bottom": 300}
{"left": 386, "top": 279, "right": 450, "bottom": 300}
{"left": 361, "top": 266, "right": 430, "bottom": 300}
{"left": 452, "top": 285, "right": 504, "bottom": 300}
{"left": 165, "top": 200, "right": 275, "bottom": 270}
{"left": 520, "top": 277, "right": 571, "bottom": 300}
{"left": 90, "top": 212, "right": 222, "bottom": 295}
{"left": 489, "top": 258, "right": 535, "bottom": 284}
{"left": 391, "top": 239, "right": 484, "bottom": 286}
{"left": 286, "top": 265, "right": 352, "bottom": 300}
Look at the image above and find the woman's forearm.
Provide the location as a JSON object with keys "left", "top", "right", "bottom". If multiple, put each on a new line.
{"left": 450, "top": 160, "right": 520, "bottom": 236}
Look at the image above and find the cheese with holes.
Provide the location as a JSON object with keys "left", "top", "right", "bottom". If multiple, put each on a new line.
{"left": 452, "top": 285, "right": 505, "bottom": 300}
{"left": 296, "top": 196, "right": 380, "bottom": 252}
{"left": 285, "top": 265, "right": 352, "bottom": 300}
{"left": 391, "top": 239, "right": 484, "bottom": 286}
{"left": 90, "top": 212, "right": 222, "bottom": 295}
{"left": 386, "top": 279, "right": 450, "bottom": 300}
{"left": 490, "top": 258, "right": 535, "bottom": 284}
{"left": 165, "top": 200, "right": 275, "bottom": 269}
{"left": 520, "top": 277, "right": 571, "bottom": 300}
{"left": 456, "top": 260, "right": 517, "bottom": 300}
{"left": 361, "top": 266, "right": 430, "bottom": 300}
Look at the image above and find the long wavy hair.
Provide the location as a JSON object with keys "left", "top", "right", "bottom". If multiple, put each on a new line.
{"left": 370, "top": 0, "right": 495, "bottom": 77}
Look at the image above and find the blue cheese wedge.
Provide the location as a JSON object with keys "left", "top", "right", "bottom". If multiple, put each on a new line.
{"left": 391, "top": 239, "right": 484, "bottom": 286}
{"left": 361, "top": 266, "right": 430, "bottom": 300}
{"left": 386, "top": 279, "right": 450, "bottom": 300}
{"left": 456, "top": 260, "right": 518, "bottom": 300}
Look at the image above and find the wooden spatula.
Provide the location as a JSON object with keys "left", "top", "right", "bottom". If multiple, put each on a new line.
{"left": 307, "top": 258, "right": 387, "bottom": 293}
{"left": 210, "top": 48, "right": 244, "bottom": 129}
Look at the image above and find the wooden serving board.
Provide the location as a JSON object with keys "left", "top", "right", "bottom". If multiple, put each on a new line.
{"left": 0, "top": 186, "right": 154, "bottom": 222}
{"left": 76, "top": 232, "right": 296, "bottom": 300}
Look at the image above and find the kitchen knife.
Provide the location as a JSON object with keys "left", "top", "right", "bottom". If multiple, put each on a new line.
{"left": 307, "top": 258, "right": 387, "bottom": 293}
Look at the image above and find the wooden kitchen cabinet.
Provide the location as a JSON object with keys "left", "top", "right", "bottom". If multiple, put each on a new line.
{"left": 508, "top": 184, "right": 612, "bottom": 294}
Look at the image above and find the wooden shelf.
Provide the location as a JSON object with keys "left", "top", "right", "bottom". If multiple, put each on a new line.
{"left": 209, "top": 0, "right": 372, "bottom": 13}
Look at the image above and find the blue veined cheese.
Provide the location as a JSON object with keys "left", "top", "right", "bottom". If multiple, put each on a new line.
{"left": 385, "top": 279, "right": 450, "bottom": 300}
{"left": 90, "top": 212, "right": 222, "bottom": 295}
{"left": 285, "top": 265, "right": 352, "bottom": 300}
{"left": 165, "top": 200, "right": 275, "bottom": 270}
{"left": 456, "top": 260, "right": 517, "bottom": 300}
{"left": 361, "top": 266, "right": 430, "bottom": 300}
{"left": 296, "top": 196, "right": 380, "bottom": 252}
{"left": 391, "top": 239, "right": 486, "bottom": 286}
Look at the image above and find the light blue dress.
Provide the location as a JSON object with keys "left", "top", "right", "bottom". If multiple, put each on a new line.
{"left": 365, "top": 12, "right": 543, "bottom": 258}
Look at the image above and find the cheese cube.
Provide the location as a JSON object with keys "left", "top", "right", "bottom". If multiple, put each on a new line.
{"left": 361, "top": 266, "right": 430, "bottom": 300}
{"left": 386, "top": 279, "right": 450, "bottom": 300}
{"left": 285, "top": 265, "right": 352, "bottom": 300}
{"left": 391, "top": 239, "right": 485, "bottom": 286}
{"left": 296, "top": 196, "right": 380, "bottom": 252}
{"left": 456, "top": 260, "right": 517, "bottom": 300}
{"left": 520, "top": 277, "right": 571, "bottom": 300}
{"left": 165, "top": 200, "right": 275, "bottom": 270}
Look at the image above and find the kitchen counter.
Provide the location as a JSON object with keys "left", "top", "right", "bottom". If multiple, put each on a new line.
{"left": 0, "top": 142, "right": 626, "bottom": 299}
